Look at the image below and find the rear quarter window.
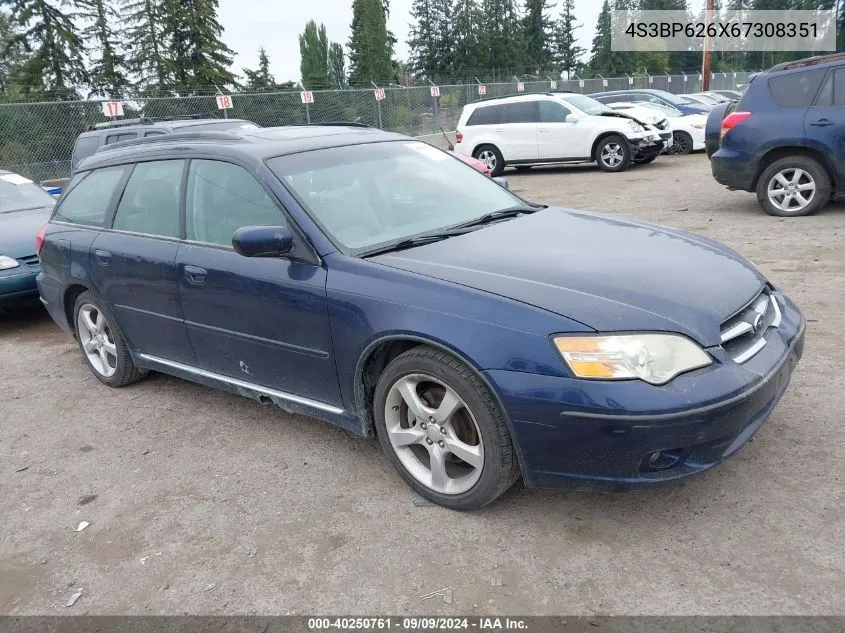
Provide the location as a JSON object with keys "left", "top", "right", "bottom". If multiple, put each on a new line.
{"left": 53, "top": 166, "right": 128, "bottom": 227}
{"left": 72, "top": 135, "right": 101, "bottom": 166}
{"left": 466, "top": 105, "right": 500, "bottom": 126}
{"left": 768, "top": 69, "right": 827, "bottom": 107}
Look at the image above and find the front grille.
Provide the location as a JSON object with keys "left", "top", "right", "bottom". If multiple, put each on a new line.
{"left": 655, "top": 119, "right": 669, "bottom": 130}
{"left": 720, "top": 289, "right": 782, "bottom": 364}
{"left": 18, "top": 255, "right": 39, "bottom": 266}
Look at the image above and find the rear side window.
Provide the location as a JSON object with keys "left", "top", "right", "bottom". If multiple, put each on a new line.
{"left": 112, "top": 160, "right": 185, "bottom": 237}
{"left": 814, "top": 67, "right": 845, "bottom": 106}
{"left": 105, "top": 132, "right": 137, "bottom": 145}
{"left": 72, "top": 135, "right": 101, "bottom": 165}
{"left": 501, "top": 101, "right": 538, "bottom": 124}
{"left": 768, "top": 69, "right": 827, "bottom": 107}
{"left": 466, "top": 105, "right": 500, "bottom": 126}
{"left": 54, "top": 166, "right": 128, "bottom": 227}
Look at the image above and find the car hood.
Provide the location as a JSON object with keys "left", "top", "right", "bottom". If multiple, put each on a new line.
{"left": 0, "top": 207, "right": 52, "bottom": 258}
{"left": 371, "top": 209, "right": 765, "bottom": 346}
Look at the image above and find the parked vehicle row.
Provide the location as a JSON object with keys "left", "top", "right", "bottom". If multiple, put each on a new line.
{"left": 608, "top": 102, "right": 706, "bottom": 155}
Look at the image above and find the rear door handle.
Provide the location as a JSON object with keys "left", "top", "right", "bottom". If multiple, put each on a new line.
{"left": 810, "top": 118, "right": 833, "bottom": 127}
{"left": 94, "top": 249, "right": 111, "bottom": 266}
{"left": 183, "top": 265, "right": 207, "bottom": 286}
{"left": 538, "top": 128, "right": 550, "bottom": 133}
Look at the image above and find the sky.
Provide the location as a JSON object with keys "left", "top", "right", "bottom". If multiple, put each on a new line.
{"left": 218, "top": 0, "right": 605, "bottom": 85}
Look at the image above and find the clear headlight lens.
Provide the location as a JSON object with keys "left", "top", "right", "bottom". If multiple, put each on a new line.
{"left": 553, "top": 334, "right": 712, "bottom": 385}
{"left": 627, "top": 120, "right": 645, "bottom": 133}
{"left": 0, "top": 255, "right": 20, "bottom": 270}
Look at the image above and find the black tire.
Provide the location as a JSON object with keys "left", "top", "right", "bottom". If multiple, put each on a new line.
{"left": 595, "top": 135, "right": 632, "bottom": 172}
{"left": 373, "top": 346, "right": 520, "bottom": 510}
{"left": 514, "top": 165, "right": 532, "bottom": 172}
{"left": 473, "top": 144, "right": 505, "bottom": 177}
{"left": 671, "top": 131, "right": 693, "bottom": 155}
{"left": 73, "top": 291, "right": 145, "bottom": 387}
{"left": 756, "top": 156, "right": 830, "bottom": 217}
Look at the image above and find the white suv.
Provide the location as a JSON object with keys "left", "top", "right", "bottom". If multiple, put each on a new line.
{"left": 454, "top": 93, "right": 665, "bottom": 175}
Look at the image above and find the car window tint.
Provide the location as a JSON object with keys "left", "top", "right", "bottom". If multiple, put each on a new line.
{"left": 112, "top": 160, "right": 184, "bottom": 237}
{"left": 815, "top": 72, "right": 833, "bottom": 106}
{"left": 54, "top": 166, "right": 128, "bottom": 226}
{"left": 833, "top": 68, "right": 845, "bottom": 105}
{"left": 185, "top": 160, "right": 284, "bottom": 247}
{"left": 105, "top": 132, "right": 138, "bottom": 145}
{"left": 145, "top": 131, "right": 166, "bottom": 137}
{"left": 466, "top": 105, "right": 499, "bottom": 125}
{"left": 539, "top": 100, "right": 570, "bottom": 122}
{"left": 769, "top": 69, "right": 827, "bottom": 107}
{"left": 72, "top": 135, "right": 100, "bottom": 164}
{"left": 502, "top": 101, "right": 538, "bottom": 123}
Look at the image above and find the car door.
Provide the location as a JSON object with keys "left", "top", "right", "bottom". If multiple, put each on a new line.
{"left": 175, "top": 158, "right": 342, "bottom": 406}
{"left": 537, "top": 100, "right": 587, "bottom": 159}
{"left": 805, "top": 66, "right": 845, "bottom": 176}
{"left": 89, "top": 159, "right": 197, "bottom": 364}
{"left": 495, "top": 101, "right": 539, "bottom": 161}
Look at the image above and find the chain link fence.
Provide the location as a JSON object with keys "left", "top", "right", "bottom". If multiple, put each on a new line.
{"left": 0, "top": 72, "right": 753, "bottom": 183}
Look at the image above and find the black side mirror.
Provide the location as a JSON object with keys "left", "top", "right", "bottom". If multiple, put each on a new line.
{"left": 232, "top": 226, "right": 293, "bottom": 258}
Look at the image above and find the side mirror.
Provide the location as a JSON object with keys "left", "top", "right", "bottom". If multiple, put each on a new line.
{"left": 232, "top": 226, "right": 294, "bottom": 258}
{"left": 565, "top": 114, "right": 580, "bottom": 123}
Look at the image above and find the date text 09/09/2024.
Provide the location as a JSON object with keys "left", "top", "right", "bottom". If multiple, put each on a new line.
{"left": 307, "top": 617, "right": 529, "bottom": 630}
{"left": 624, "top": 21, "right": 818, "bottom": 39}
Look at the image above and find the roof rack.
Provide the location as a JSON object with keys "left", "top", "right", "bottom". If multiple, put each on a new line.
{"left": 87, "top": 114, "right": 214, "bottom": 131}
{"left": 771, "top": 53, "right": 845, "bottom": 72}
{"left": 307, "top": 121, "right": 372, "bottom": 128}
{"left": 93, "top": 131, "right": 245, "bottom": 154}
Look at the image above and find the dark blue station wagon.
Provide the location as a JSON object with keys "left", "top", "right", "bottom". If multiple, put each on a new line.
{"left": 37, "top": 125, "right": 805, "bottom": 509}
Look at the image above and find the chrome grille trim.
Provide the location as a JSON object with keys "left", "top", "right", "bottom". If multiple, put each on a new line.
{"left": 719, "top": 290, "right": 780, "bottom": 364}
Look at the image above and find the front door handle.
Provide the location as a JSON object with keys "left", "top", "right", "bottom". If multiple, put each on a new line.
{"left": 494, "top": 128, "right": 505, "bottom": 132}
{"left": 94, "top": 249, "right": 111, "bottom": 266}
{"left": 810, "top": 118, "right": 833, "bottom": 127}
{"left": 183, "top": 265, "right": 207, "bottom": 286}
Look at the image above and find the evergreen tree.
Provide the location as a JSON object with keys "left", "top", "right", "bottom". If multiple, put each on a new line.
{"left": 299, "top": 20, "right": 330, "bottom": 89}
{"left": 0, "top": 0, "right": 87, "bottom": 96}
{"left": 123, "top": 0, "right": 168, "bottom": 88}
{"left": 588, "top": 0, "right": 614, "bottom": 75}
{"left": 523, "top": 0, "right": 555, "bottom": 73}
{"left": 451, "top": 0, "right": 485, "bottom": 79}
{"left": 161, "top": 0, "right": 236, "bottom": 91}
{"left": 242, "top": 47, "right": 274, "bottom": 90}
{"left": 78, "top": 0, "right": 129, "bottom": 97}
{"left": 552, "top": 0, "right": 585, "bottom": 77}
{"left": 408, "top": 0, "right": 438, "bottom": 78}
{"left": 348, "top": 0, "right": 393, "bottom": 85}
{"left": 328, "top": 41, "right": 347, "bottom": 88}
{"left": 0, "top": 10, "right": 28, "bottom": 93}
{"left": 480, "top": 0, "right": 525, "bottom": 78}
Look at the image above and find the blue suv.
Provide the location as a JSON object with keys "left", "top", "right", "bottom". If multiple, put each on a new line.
{"left": 708, "top": 53, "right": 845, "bottom": 216}
{"left": 36, "top": 125, "right": 804, "bottom": 509}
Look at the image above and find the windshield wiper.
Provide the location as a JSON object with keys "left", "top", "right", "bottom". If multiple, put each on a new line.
{"left": 452, "top": 204, "right": 543, "bottom": 230}
{"left": 360, "top": 230, "right": 471, "bottom": 257}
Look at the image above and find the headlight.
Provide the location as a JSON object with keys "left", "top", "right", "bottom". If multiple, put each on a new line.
{"left": 691, "top": 122, "right": 705, "bottom": 129}
{"left": 627, "top": 120, "right": 645, "bottom": 133}
{"left": 0, "top": 255, "right": 20, "bottom": 270}
{"left": 553, "top": 333, "right": 712, "bottom": 385}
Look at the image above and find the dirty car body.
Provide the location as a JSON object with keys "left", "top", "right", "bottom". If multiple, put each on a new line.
{"left": 37, "top": 126, "right": 804, "bottom": 504}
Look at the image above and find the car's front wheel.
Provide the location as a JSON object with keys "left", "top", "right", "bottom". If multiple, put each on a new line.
{"left": 756, "top": 156, "right": 830, "bottom": 217}
{"left": 595, "top": 135, "right": 631, "bottom": 172}
{"left": 671, "top": 131, "right": 693, "bottom": 155}
{"left": 473, "top": 144, "right": 505, "bottom": 177}
{"left": 373, "top": 346, "right": 520, "bottom": 510}
{"left": 74, "top": 291, "right": 145, "bottom": 387}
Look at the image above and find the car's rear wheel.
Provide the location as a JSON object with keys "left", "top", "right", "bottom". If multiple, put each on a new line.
{"left": 373, "top": 346, "right": 520, "bottom": 510}
{"left": 756, "top": 156, "right": 830, "bottom": 217}
{"left": 595, "top": 135, "right": 631, "bottom": 172}
{"left": 74, "top": 291, "right": 145, "bottom": 387}
{"left": 671, "top": 131, "right": 693, "bottom": 155}
{"left": 473, "top": 144, "right": 505, "bottom": 177}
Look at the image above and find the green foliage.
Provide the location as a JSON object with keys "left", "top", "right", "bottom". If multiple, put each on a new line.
{"left": 78, "top": 0, "right": 129, "bottom": 97}
{"left": 123, "top": 0, "right": 168, "bottom": 87}
{"left": 300, "top": 20, "right": 330, "bottom": 90}
{"left": 348, "top": 0, "right": 394, "bottom": 85}
{"left": 242, "top": 47, "right": 275, "bottom": 90}
{"left": 328, "top": 42, "right": 347, "bottom": 88}
{"left": 523, "top": 0, "right": 555, "bottom": 73}
{"left": 588, "top": 0, "right": 615, "bottom": 75}
{"left": 451, "top": 0, "right": 486, "bottom": 79}
{"left": 553, "top": 0, "right": 585, "bottom": 76}
{"left": 480, "top": 0, "right": 525, "bottom": 78}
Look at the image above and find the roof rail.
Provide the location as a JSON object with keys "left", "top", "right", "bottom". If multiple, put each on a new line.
{"left": 93, "top": 131, "right": 245, "bottom": 154}
{"left": 307, "top": 121, "right": 372, "bottom": 128}
{"left": 87, "top": 114, "right": 213, "bottom": 131}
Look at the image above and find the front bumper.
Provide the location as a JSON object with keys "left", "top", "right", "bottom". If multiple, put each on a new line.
{"left": 486, "top": 293, "right": 805, "bottom": 490}
{"left": 630, "top": 136, "right": 665, "bottom": 160}
{"left": 0, "top": 266, "right": 40, "bottom": 307}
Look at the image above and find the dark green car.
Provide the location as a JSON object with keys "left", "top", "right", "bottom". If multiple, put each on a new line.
{"left": 0, "top": 171, "right": 56, "bottom": 308}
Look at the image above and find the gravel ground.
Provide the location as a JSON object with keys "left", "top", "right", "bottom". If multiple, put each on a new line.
{"left": 1, "top": 154, "right": 843, "bottom": 616}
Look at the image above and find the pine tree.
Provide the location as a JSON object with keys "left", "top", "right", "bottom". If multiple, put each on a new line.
{"left": 523, "top": 0, "right": 555, "bottom": 73}
{"left": 78, "top": 0, "right": 129, "bottom": 97}
{"left": 299, "top": 20, "right": 330, "bottom": 89}
{"left": 328, "top": 42, "right": 347, "bottom": 88}
{"left": 348, "top": 0, "right": 393, "bottom": 85}
{"left": 161, "top": 0, "right": 236, "bottom": 92}
{"left": 123, "top": 0, "right": 168, "bottom": 88}
{"left": 1, "top": 0, "right": 87, "bottom": 96}
{"left": 0, "top": 11, "right": 28, "bottom": 93}
{"left": 408, "top": 0, "right": 439, "bottom": 79}
{"left": 480, "top": 0, "right": 525, "bottom": 78}
{"left": 588, "top": 0, "right": 614, "bottom": 75}
{"left": 451, "top": 0, "right": 485, "bottom": 79}
{"left": 552, "top": 0, "right": 584, "bottom": 77}
{"left": 242, "top": 47, "right": 274, "bottom": 90}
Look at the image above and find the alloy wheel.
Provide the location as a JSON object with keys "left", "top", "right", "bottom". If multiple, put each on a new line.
{"left": 600, "top": 143, "right": 624, "bottom": 168}
{"left": 77, "top": 304, "right": 117, "bottom": 378}
{"left": 384, "top": 373, "right": 484, "bottom": 495}
{"left": 672, "top": 133, "right": 690, "bottom": 155}
{"left": 767, "top": 168, "right": 816, "bottom": 213}
{"left": 477, "top": 150, "right": 497, "bottom": 171}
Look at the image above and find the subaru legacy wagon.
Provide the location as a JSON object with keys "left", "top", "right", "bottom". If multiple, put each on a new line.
{"left": 37, "top": 125, "right": 805, "bottom": 509}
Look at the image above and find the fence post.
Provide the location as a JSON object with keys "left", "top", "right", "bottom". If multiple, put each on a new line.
{"left": 306, "top": 101, "right": 311, "bottom": 124}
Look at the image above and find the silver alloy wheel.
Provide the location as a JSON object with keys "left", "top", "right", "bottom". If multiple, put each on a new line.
{"left": 77, "top": 303, "right": 117, "bottom": 378}
{"left": 767, "top": 168, "right": 816, "bottom": 213}
{"left": 384, "top": 373, "right": 484, "bottom": 495}
{"left": 477, "top": 150, "right": 497, "bottom": 171}
{"left": 600, "top": 142, "right": 624, "bottom": 167}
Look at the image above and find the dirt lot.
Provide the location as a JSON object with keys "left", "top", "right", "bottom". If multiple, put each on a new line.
{"left": 1, "top": 154, "right": 843, "bottom": 616}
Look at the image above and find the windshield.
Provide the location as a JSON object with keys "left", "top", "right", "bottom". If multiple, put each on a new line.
{"left": 268, "top": 141, "right": 522, "bottom": 255}
{"left": 559, "top": 94, "right": 611, "bottom": 115}
{"left": 0, "top": 174, "right": 56, "bottom": 213}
